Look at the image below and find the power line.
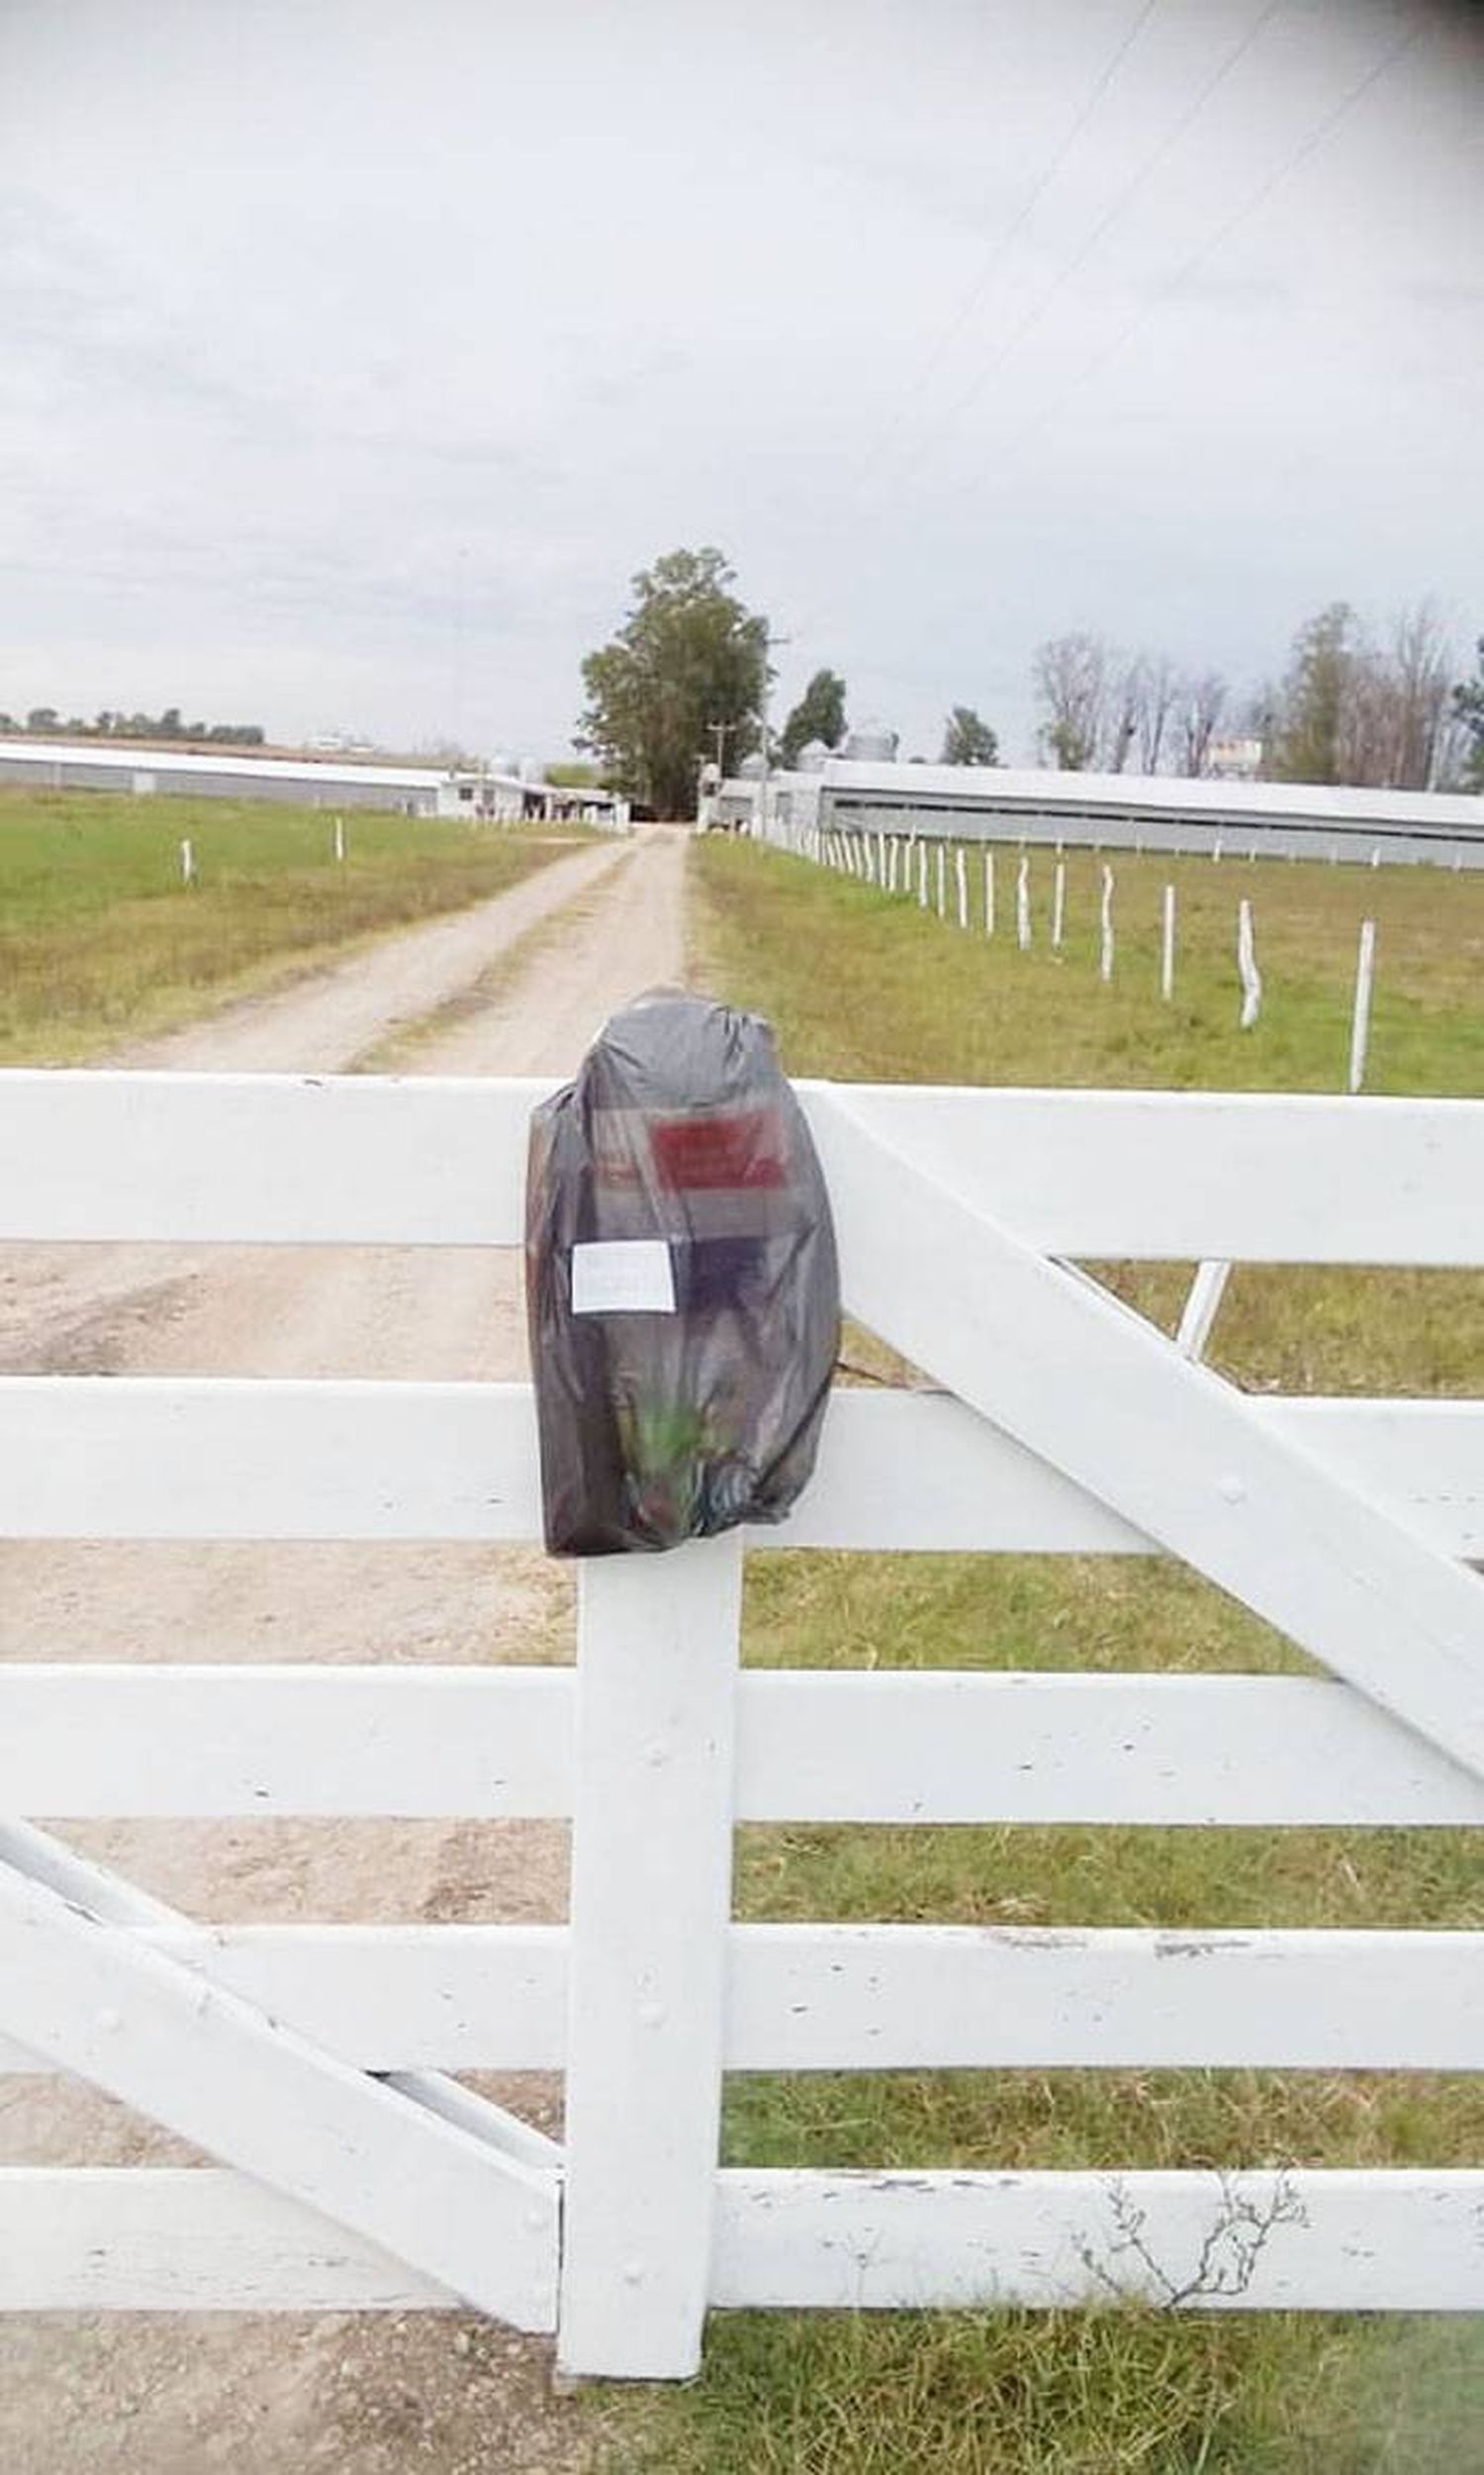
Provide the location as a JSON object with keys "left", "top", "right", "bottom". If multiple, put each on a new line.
{"left": 888, "top": 0, "right": 1287, "bottom": 489}
{"left": 782, "top": 1, "right": 1164, "bottom": 659}
{"left": 848, "top": 0, "right": 1163, "bottom": 492}
{"left": 972, "top": 10, "right": 1425, "bottom": 489}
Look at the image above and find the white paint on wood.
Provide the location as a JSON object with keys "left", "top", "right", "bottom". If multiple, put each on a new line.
{"left": 723, "top": 1924, "right": 1484, "bottom": 2071}
{"left": 1238, "top": 897, "right": 1262, "bottom": 1028}
{"left": 0, "top": 1662, "right": 574, "bottom": 1815}
{"left": 4, "top": 1379, "right": 1484, "bottom": 1557}
{"left": 333, "top": 815, "right": 345, "bottom": 863}
{"left": 1051, "top": 859, "right": 1066, "bottom": 949}
{"left": 955, "top": 844, "right": 968, "bottom": 929}
{"left": 22, "top": 2166, "right": 1480, "bottom": 2318}
{"left": 3, "top": 1074, "right": 1481, "bottom": 1262}
{"left": 1349, "top": 917, "right": 1377, "bottom": 1095}
{"left": 737, "top": 1668, "right": 1484, "bottom": 1825}
{"left": 0, "top": 1856, "right": 558, "bottom": 2324}
{"left": 0, "top": 2169, "right": 450, "bottom": 2311}
{"left": 1016, "top": 853, "right": 1031, "bottom": 950}
{"left": 179, "top": 837, "right": 194, "bottom": 885}
{"left": 1160, "top": 883, "right": 1175, "bottom": 1000}
{"left": 917, "top": 840, "right": 927, "bottom": 905}
{"left": 798, "top": 1086, "right": 1484, "bottom": 1267}
{"left": 2, "top": 1658, "right": 1481, "bottom": 1829}
{"left": 1099, "top": 865, "right": 1114, "bottom": 980}
{"left": 4, "top": 1918, "right": 1478, "bottom": 2082}
{"left": 935, "top": 842, "right": 946, "bottom": 916}
{"left": 710, "top": 2169, "right": 1484, "bottom": 2313}
{"left": 559, "top": 1534, "right": 743, "bottom": 2379}
{"left": 983, "top": 849, "right": 994, "bottom": 935}
{"left": 805, "top": 1091, "right": 1484, "bottom": 1782}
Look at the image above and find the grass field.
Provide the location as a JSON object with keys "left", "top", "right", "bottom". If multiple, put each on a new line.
{"left": 0, "top": 790, "right": 577, "bottom": 1063}
{"left": 605, "top": 835, "right": 1484, "bottom": 2475}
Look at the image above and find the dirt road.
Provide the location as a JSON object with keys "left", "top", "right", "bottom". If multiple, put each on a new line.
{"left": 0, "top": 825, "right": 690, "bottom": 2474}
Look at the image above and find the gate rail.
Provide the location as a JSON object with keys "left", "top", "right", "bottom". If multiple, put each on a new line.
{"left": 1, "top": 1071, "right": 1481, "bottom": 2374}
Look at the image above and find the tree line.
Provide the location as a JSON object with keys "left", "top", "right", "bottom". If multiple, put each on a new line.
{"left": 576, "top": 549, "right": 1484, "bottom": 816}
{"left": 1032, "top": 603, "right": 1478, "bottom": 790}
{"left": 0, "top": 705, "right": 266, "bottom": 746}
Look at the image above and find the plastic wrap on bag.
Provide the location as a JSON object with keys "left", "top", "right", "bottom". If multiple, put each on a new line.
{"left": 525, "top": 991, "right": 839, "bottom": 1556}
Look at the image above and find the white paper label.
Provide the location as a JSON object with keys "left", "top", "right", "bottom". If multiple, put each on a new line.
{"left": 571, "top": 1239, "right": 677, "bottom": 1315}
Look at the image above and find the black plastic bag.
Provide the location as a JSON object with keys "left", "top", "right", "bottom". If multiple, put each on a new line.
{"left": 525, "top": 991, "right": 839, "bottom": 1556}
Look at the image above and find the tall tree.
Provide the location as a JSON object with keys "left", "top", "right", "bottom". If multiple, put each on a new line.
{"left": 1270, "top": 603, "right": 1355, "bottom": 785}
{"left": 576, "top": 546, "right": 767, "bottom": 816}
{"left": 779, "top": 667, "right": 847, "bottom": 768}
{"left": 1032, "top": 632, "right": 1109, "bottom": 770}
{"left": 1449, "top": 635, "right": 1484, "bottom": 790}
{"left": 939, "top": 705, "right": 998, "bottom": 766}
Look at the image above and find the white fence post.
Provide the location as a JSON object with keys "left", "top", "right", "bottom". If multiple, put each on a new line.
{"left": 1099, "top": 866, "right": 1114, "bottom": 982}
{"left": 1238, "top": 898, "right": 1262, "bottom": 1029}
{"left": 1349, "top": 918, "right": 1377, "bottom": 1095}
{"left": 936, "top": 844, "right": 946, "bottom": 918}
{"left": 1176, "top": 1260, "right": 1233, "bottom": 1360}
{"left": 955, "top": 846, "right": 968, "bottom": 930}
{"left": 1051, "top": 859, "right": 1066, "bottom": 951}
{"left": 1016, "top": 853, "right": 1031, "bottom": 951}
{"left": 179, "top": 837, "right": 195, "bottom": 887}
{"left": 333, "top": 814, "right": 345, "bottom": 864}
{"left": 983, "top": 850, "right": 995, "bottom": 936}
{"left": 1160, "top": 884, "right": 1175, "bottom": 1001}
{"left": 917, "top": 841, "right": 928, "bottom": 907}
{"left": 559, "top": 1534, "right": 743, "bottom": 2379}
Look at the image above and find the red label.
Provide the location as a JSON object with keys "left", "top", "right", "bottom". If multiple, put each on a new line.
{"left": 649, "top": 1108, "right": 787, "bottom": 1190}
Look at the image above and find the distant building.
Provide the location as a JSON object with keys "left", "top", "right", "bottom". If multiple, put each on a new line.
{"left": 722, "top": 753, "right": 1484, "bottom": 867}
{"left": 0, "top": 738, "right": 630, "bottom": 828}
{"left": 841, "top": 720, "right": 899, "bottom": 762}
{"left": 1207, "top": 736, "right": 1264, "bottom": 782}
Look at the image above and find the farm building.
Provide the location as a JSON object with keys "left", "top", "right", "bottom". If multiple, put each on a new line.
{"left": 0, "top": 738, "right": 630, "bottom": 829}
{"left": 715, "top": 757, "right": 1484, "bottom": 870}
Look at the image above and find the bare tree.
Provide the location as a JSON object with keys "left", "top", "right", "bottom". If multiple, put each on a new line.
{"left": 1337, "top": 642, "right": 1397, "bottom": 790}
{"left": 1388, "top": 600, "right": 1452, "bottom": 789}
{"left": 1135, "top": 654, "right": 1180, "bottom": 774}
{"left": 1033, "top": 631, "right": 1110, "bottom": 771}
{"left": 1177, "top": 671, "right": 1228, "bottom": 776}
{"left": 1321, "top": 602, "right": 1453, "bottom": 790}
{"left": 1103, "top": 654, "right": 1142, "bottom": 773}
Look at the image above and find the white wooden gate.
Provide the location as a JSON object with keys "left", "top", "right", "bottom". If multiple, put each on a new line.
{"left": 1, "top": 1070, "right": 1481, "bottom": 2376}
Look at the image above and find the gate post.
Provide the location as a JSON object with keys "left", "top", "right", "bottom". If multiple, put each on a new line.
{"left": 557, "top": 1531, "right": 744, "bottom": 2379}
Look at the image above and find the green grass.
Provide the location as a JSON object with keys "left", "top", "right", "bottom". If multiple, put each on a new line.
{"left": 0, "top": 790, "right": 579, "bottom": 1061}
{"left": 695, "top": 836, "right": 1484, "bottom": 1097}
{"left": 599, "top": 835, "right": 1484, "bottom": 2475}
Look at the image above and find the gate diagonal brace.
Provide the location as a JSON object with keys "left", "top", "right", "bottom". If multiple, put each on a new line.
{"left": 0, "top": 1818, "right": 559, "bottom": 2325}
{"left": 806, "top": 1090, "right": 1484, "bottom": 1787}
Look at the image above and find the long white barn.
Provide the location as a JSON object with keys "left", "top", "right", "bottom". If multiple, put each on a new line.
{"left": 0, "top": 738, "right": 628, "bottom": 828}
{"left": 724, "top": 759, "right": 1483, "bottom": 870}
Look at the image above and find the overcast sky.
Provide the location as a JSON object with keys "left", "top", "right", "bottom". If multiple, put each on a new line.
{"left": 2, "top": 0, "right": 1480, "bottom": 765}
